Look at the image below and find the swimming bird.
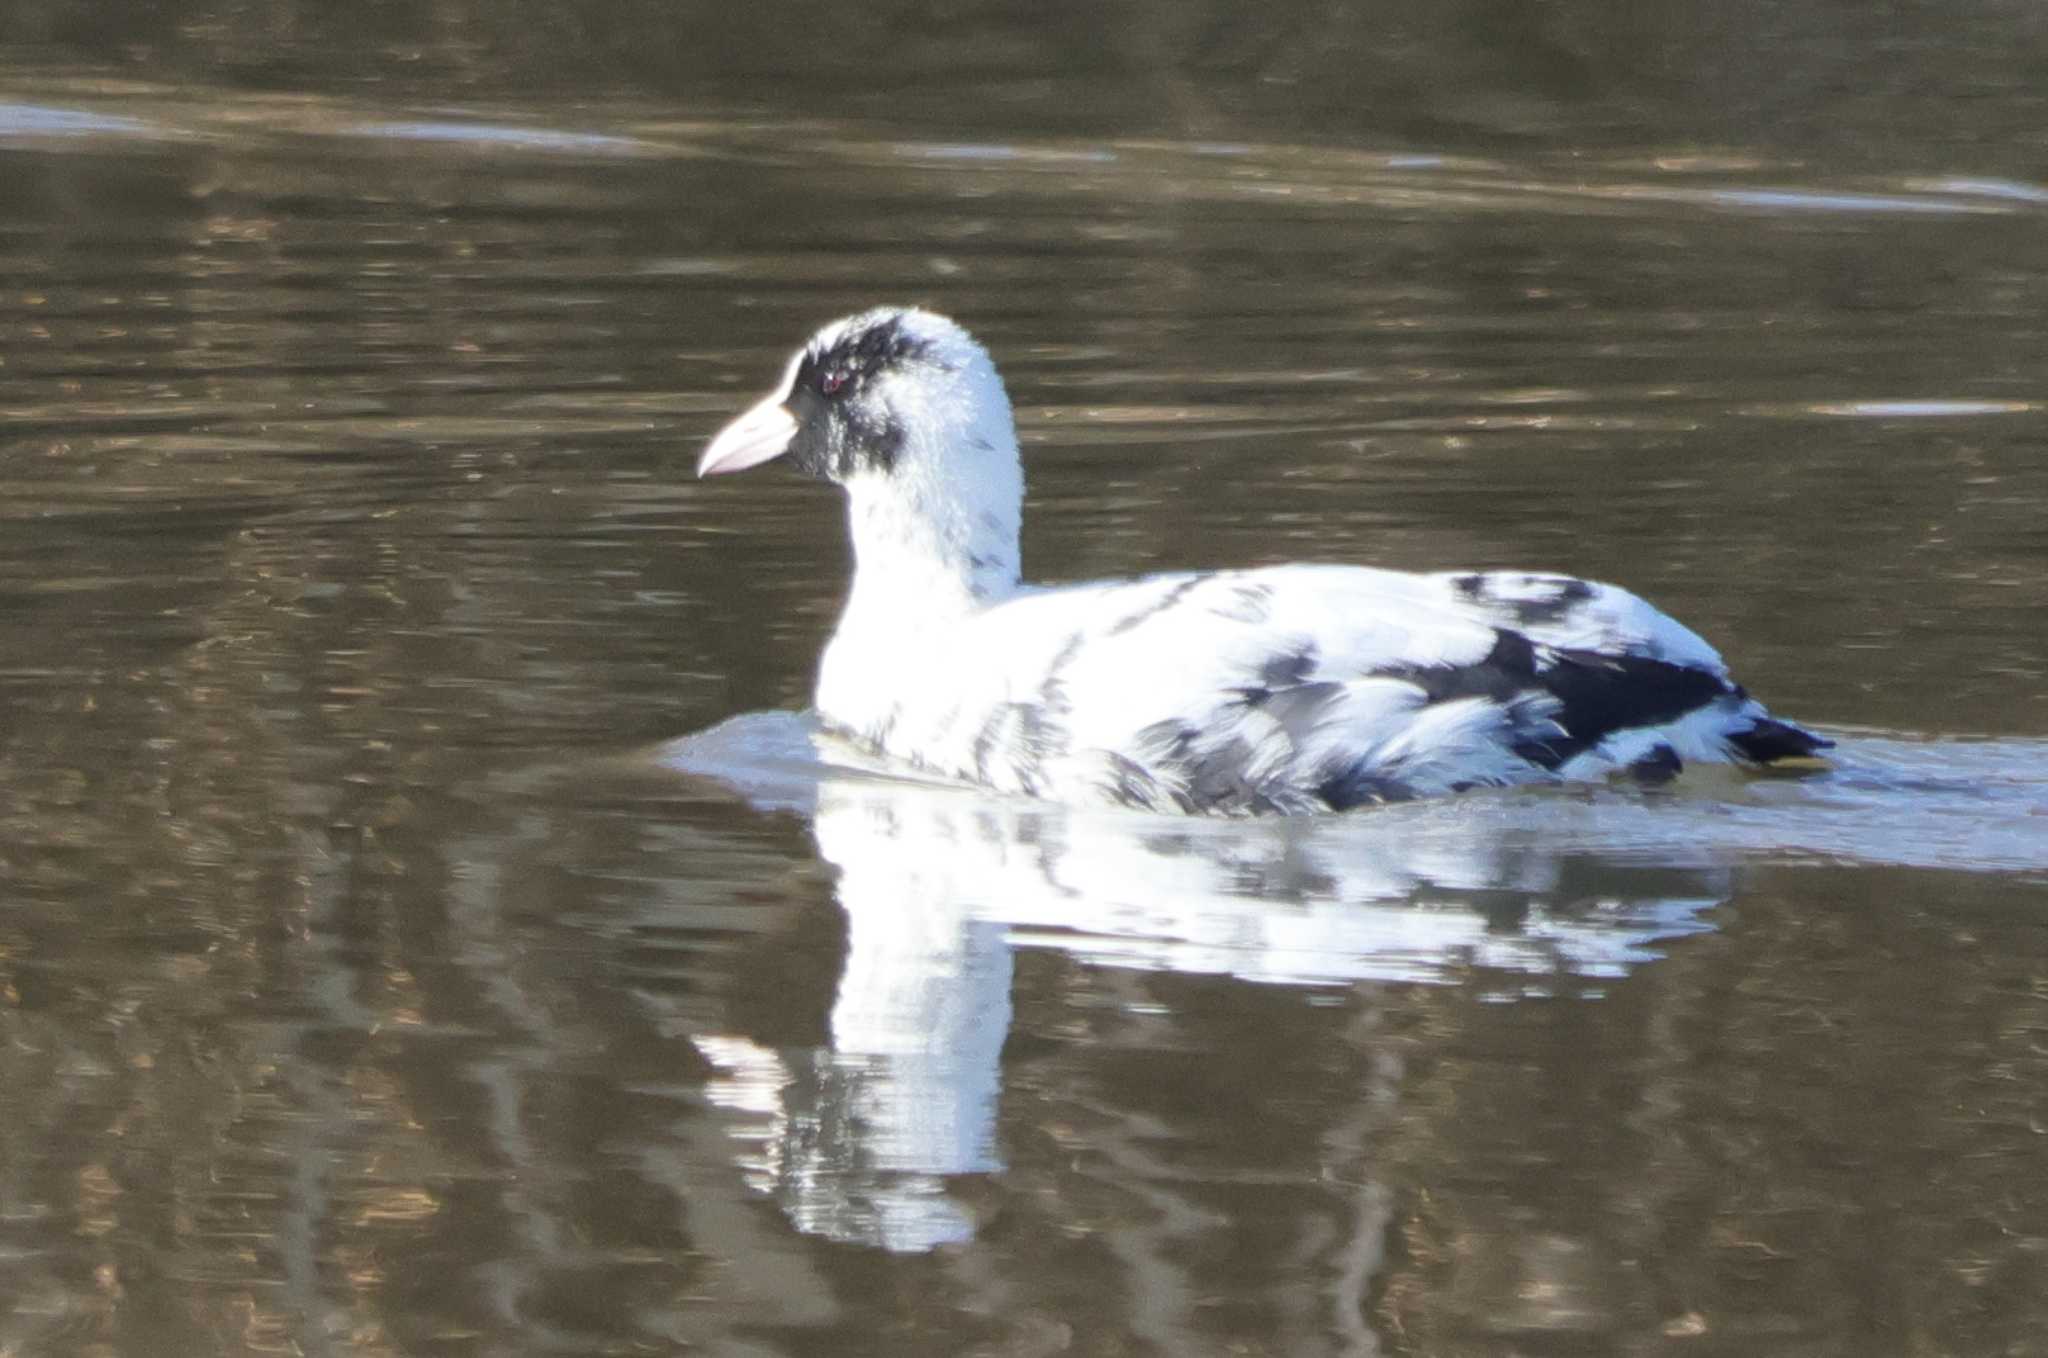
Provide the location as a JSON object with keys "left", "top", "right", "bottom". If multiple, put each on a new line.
{"left": 697, "top": 307, "right": 1830, "bottom": 815}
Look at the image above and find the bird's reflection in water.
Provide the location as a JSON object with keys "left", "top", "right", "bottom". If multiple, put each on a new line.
{"left": 666, "top": 713, "right": 1728, "bottom": 1252}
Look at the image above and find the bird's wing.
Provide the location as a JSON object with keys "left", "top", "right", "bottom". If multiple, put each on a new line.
{"left": 924, "top": 565, "right": 1739, "bottom": 812}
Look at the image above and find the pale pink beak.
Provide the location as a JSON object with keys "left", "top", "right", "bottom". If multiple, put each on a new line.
{"left": 697, "top": 392, "right": 798, "bottom": 477}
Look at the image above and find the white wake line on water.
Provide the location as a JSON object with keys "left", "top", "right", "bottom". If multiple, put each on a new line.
{"left": 661, "top": 712, "right": 2048, "bottom": 881}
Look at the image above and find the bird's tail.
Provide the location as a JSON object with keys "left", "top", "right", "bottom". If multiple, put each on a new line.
{"left": 1726, "top": 715, "right": 1833, "bottom": 765}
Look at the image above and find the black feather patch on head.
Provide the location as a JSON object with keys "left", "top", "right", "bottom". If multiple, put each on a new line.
{"left": 782, "top": 313, "right": 939, "bottom": 482}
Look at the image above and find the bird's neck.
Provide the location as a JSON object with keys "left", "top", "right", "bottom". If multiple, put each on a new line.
{"left": 817, "top": 448, "right": 1022, "bottom": 737}
{"left": 837, "top": 442, "right": 1023, "bottom": 627}
{"left": 814, "top": 374, "right": 1025, "bottom": 736}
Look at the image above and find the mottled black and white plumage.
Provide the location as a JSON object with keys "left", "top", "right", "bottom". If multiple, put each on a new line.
{"left": 698, "top": 307, "right": 1830, "bottom": 815}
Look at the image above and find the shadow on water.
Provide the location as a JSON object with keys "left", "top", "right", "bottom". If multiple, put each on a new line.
{"left": 660, "top": 712, "right": 2048, "bottom": 1252}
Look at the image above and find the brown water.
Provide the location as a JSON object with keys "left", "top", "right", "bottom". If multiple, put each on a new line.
{"left": 4, "top": 10, "right": 2048, "bottom": 1355}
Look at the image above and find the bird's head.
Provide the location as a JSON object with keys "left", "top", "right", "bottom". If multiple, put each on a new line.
{"left": 699, "top": 308, "right": 1025, "bottom": 606}
{"left": 699, "top": 307, "right": 1015, "bottom": 484}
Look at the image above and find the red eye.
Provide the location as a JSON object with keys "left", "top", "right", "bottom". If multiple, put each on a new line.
{"left": 821, "top": 371, "right": 846, "bottom": 396}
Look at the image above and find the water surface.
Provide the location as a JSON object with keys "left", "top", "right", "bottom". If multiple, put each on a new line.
{"left": 3, "top": 11, "right": 2048, "bottom": 1355}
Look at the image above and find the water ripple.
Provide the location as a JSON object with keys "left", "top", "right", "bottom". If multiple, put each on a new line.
{"left": 347, "top": 120, "right": 654, "bottom": 154}
{"left": 0, "top": 101, "right": 161, "bottom": 140}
